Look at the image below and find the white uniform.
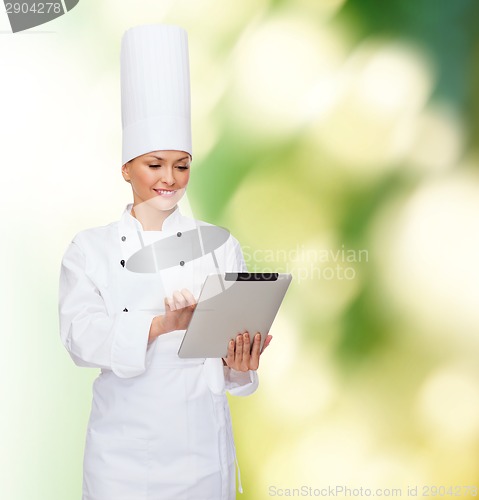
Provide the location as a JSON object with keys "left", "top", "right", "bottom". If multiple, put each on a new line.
{"left": 59, "top": 203, "right": 259, "bottom": 500}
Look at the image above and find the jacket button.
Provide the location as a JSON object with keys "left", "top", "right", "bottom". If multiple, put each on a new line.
{"left": 180, "top": 260, "right": 185, "bottom": 266}
{"left": 120, "top": 260, "right": 125, "bottom": 267}
{"left": 121, "top": 236, "right": 126, "bottom": 241}
{"left": 123, "top": 308, "right": 128, "bottom": 312}
{"left": 177, "top": 232, "right": 182, "bottom": 237}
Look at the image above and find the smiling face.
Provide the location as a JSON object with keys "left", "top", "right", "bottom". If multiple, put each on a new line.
{"left": 121, "top": 150, "right": 191, "bottom": 213}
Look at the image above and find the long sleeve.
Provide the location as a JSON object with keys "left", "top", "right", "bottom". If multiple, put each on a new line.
{"left": 222, "top": 234, "right": 260, "bottom": 396}
{"left": 224, "top": 367, "right": 259, "bottom": 396}
{"left": 58, "top": 240, "right": 156, "bottom": 378}
{"left": 228, "top": 235, "right": 248, "bottom": 273}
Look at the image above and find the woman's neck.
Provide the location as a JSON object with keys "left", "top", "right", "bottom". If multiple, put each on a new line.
{"left": 131, "top": 202, "right": 176, "bottom": 231}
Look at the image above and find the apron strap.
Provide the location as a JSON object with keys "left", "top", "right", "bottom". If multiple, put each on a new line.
{"left": 226, "top": 409, "right": 243, "bottom": 494}
{"left": 235, "top": 454, "right": 243, "bottom": 494}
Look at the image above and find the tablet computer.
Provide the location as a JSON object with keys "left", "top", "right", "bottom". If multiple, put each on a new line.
{"left": 178, "top": 272, "right": 292, "bottom": 358}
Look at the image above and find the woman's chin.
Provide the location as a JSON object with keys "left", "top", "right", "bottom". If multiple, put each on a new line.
{"left": 145, "top": 189, "right": 185, "bottom": 211}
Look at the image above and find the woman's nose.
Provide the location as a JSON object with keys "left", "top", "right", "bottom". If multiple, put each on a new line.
{"left": 159, "top": 168, "right": 175, "bottom": 185}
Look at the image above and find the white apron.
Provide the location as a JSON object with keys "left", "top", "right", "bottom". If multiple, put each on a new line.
{"left": 58, "top": 204, "right": 258, "bottom": 500}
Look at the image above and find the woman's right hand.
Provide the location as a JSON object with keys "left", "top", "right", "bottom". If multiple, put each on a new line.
{"left": 148, "top": 289, "right": 196, "bottom": 342}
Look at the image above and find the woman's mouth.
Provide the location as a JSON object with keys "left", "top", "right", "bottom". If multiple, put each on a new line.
{"left": 154, "top": 189, "right": 177, "bottom": 197}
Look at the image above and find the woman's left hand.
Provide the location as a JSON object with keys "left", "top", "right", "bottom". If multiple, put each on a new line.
{"left": 223, "top": 332, "right": 272, "bottom": 371}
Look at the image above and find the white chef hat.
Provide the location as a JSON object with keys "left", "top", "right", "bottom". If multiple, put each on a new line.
{"left": 120, "top": 24, "right": 192, "bottom": 165}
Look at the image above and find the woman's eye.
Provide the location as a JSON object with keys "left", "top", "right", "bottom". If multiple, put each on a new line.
{"left": 147, "top": 164, "right": 189, "bottom": 171}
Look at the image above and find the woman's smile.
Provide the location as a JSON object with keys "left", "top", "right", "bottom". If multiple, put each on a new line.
{"left": 154, "top": 188, "right": 178, "bottom": 197}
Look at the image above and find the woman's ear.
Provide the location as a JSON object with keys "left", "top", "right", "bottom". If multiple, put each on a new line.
{"left": 121, "top": 163, "right": 131, "bottom": 183}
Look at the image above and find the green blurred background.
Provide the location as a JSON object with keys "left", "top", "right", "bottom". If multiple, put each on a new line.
{"left": 1, "top": 0, "right": 479, "bottom": 498}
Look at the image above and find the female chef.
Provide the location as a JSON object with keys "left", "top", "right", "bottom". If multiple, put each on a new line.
{"left": 59, "top": 24, "right": 270, "bottom": 500}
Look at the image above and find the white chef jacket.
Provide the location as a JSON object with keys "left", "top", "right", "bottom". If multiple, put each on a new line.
{"left": 58, "top": 203, "right": 259, "bottom": 500}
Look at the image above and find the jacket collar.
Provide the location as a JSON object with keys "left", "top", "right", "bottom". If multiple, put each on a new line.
{"left": 123, "top": 202, "right": 186, "bottom": 233}
{"left": 118, "top": 203, "right": 197, "bottom": 260}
